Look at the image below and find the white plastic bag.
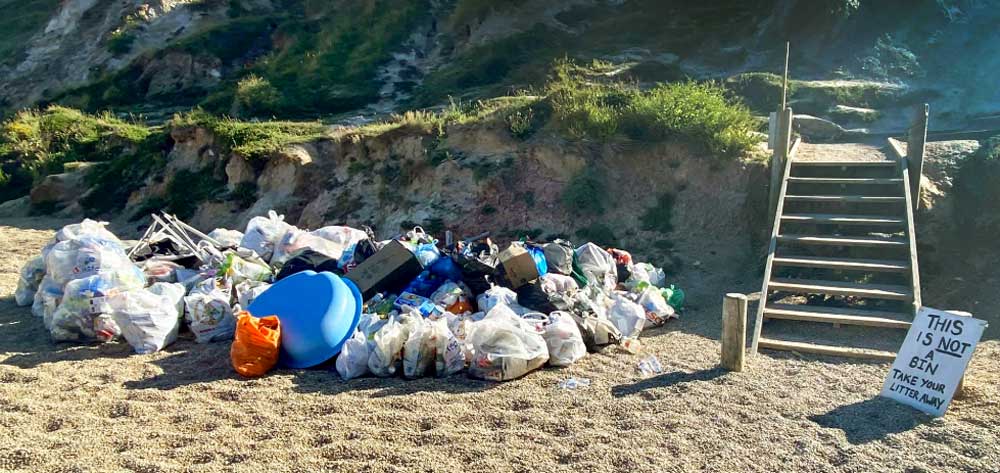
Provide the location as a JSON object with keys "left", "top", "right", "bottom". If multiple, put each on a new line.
{"left": 14, "top": 256, "right": 46, "bottom": 306}
{"left": 570, "top": 312, "right": 622, "bottom": 350}
{"left": 467, "top": 304, "right": 549, "bottom": 381}
{"left": 44, "top": 237, "right": 138, "bottom": 288}
{"left": 184, "top": 278, "right": 235, "bottom": 343}
{"left": 539, "top": 273, "right": 578, "bottom": 295}
{"left": 368, "top": 313, "right": 416, "bottom": 377}
{"left": 46, "top": 270, "right": 145, "bottom": 341}
{"left": 636, "top": 287, "right": 675, "bottom": 326}
{"left": 149, "top": 282, "right": 186, "bottom": 318}
{"left": 140, "top": 259, "right": 182, "bottom": 283}
{"left": 336, "top": 329, "right": 371, "bottom": 380}
{"left": 543, "top": 311, "right": 587, "bottom": 366}
{"left": 311, "top": 226, "right": 369, "bottom": 259}
{"left": 207, "top": 228, "right": 244, "bottom": 248}
{"left": 270, "top": 228, "right": 345, "bottom": 266}
{"left": 476, "top": 285, "right": 518, "bottom": 313}
{"left": 575, "top": 242, "right": 617, "bottom": 290}
{"left": 403, "top": 318, "right": 436, "bottom": 378}
{"left": 32, "top": 276, "right": 62, "bottom": 320}
{"left": 235, "top": 280, "right": 271, "bottom": 309}
{"left": 433, "top": 317, "right": 465, "bottom": 377}
{"left": 240, "top": 211, "right": 295, "bottom": 261}
{"left": 608, "top": 293, "right": 646, "bottom": 339}
{"left": 109, "top": 289, "right": 180, "bottom": 354}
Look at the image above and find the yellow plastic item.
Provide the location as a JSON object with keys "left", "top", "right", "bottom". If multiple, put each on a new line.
{"left": 230, "top": 311, "right": 281, "bottom": 377}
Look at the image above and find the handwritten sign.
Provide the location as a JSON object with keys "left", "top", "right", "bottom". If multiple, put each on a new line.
{"left": 881, "top": 307, "right": 988, "bottom": 417}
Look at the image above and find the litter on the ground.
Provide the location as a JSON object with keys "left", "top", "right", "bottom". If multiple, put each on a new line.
{"left": 558, "top": 377, "right": 592, "bottom": 390}
{"left": 14, "top": 212, "right": 686, "bottom": 381}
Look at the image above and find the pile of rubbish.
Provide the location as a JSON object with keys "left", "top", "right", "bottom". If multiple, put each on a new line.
{"left": 14, "top": 212, "right": 685, "bottom": 382}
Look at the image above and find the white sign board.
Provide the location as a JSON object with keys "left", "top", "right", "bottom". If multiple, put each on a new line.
{"left": 881, "top": 307, "right": 988, "bottom": 417}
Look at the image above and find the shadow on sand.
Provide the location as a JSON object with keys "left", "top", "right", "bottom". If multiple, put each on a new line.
{"left": 610, "top": 367, "right": 726, "bottom": 398}
{"left": 809, "top": 396, "right": 932, "bottom": 445}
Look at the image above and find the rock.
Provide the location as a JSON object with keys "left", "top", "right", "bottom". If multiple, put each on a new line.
{"left": 257, "top": 145, "right": 314, "bottom": 198}
{"left": 139, "top": 52, "right": 223, "bottom": 99}
{"left": 29, "top": 170, "right": 88, "bottom": 208}
{"left": 829, "top": 105, "right": 880, "bottom": 124}
{"left": 225, "top": 156, "right": 256, "bottom": 189}
{"left": 0, "top": 196, "right": 31, "bottom": 218}
{"left": 167, "top": 126, "right": 218, "bottom": 173}
{"left": 793, "top": 114, "right": 845, "bottom": 141}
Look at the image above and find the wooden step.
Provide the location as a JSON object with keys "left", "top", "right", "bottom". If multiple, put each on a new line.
{"left": 763, "top": 303, "right": 911, "bottom": 329}
{"left": 787, "top": 177, "right": 903, "bottom": 185}
{"left": 791, "top": 160, "right": 898, "bottom": 167}
{"left": 757, "top": 337, "right": 897, "bottom": 361}
{"left": 772, "top": 255, "right": 909, "bottom": 272}
{"left": 782, "top": 213, "right": 904, "bottom": 226}
{"left": 769, "top": 278, "right": 913, "bottom": 301}
{"left": 784, "top": 195, "right": 905, "bottom": 203}
{"left": 776, "top": 234, "right": 908, "bottom": 248}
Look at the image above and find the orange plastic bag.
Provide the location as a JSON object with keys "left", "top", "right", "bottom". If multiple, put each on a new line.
{"left": 231, "top": 311, "right": 281, "bottom": 378}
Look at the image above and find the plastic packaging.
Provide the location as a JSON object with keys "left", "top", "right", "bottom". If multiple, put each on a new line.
{"left": 432, "top": 317, "right": 465, "bottom": 377}
{"left": 149, "top": 282, "right": 186, "bottom": 317}
{"left": 608, "top": 293, "right": 646, "bottom": 339}
{"left": 207, "top": 228, "right": 244, "bottom": 248}
{"left": 575, "top": 243, "right": 618, "bottom": 290}
{"left": 46, "top": 271, "right": 144, "bottom": 341}
{"left": 240, "top": 211, "right": 295, "bottom": 261}
{"left": 665, "top": 284, "right": 685, "bottom": 309}
{"left": 217, "top": 252, "right": 272, "bottom": 285}
{"left": 140, "top": 260, "right": 182, "bottom": 283}
{"left": 230, "top": 311, "right": 281, "bottom": 377}
{"left": 368, "top": 313, "right": 416, "bottom": 377}
{"left": 542, "top": 311, "right": 587, "bottom": 366}
{"left": 467, "top": 304, "right": 549, "bottom": 381}
{"left": 44, "top": 237, "right": 139, "bottom": 288}
{"left": 539, "top": 273, "right": 578, "bottom": 295}
{"left": 184, "top": 278, "right": 236, "bottom": 343}
{"left": 637, "top": 355, "right": 664, "bottom": 377}
{"left": 235, "top": 280, "right": 271, "bottom": 310}
{"left": 336, "top": 329, "right": 370, "bottom": 380}
{"left": 476, "top": 285, "right": 518, "bottom": 314}
{"left": 527, "top": 245, "right": 548, "bottom": 277}
{"left": 636, "top": 287, "right": 676, "bottom": 326}
{"left": 558, "top": 377, "right": 591, "bottom": 389}
{"left": 110, "top": 289, "right": 181, "bottom": 354}
{"left": 403, "top": 318, "right": 436, "bottom": 378}
{"left": 14, "top": 256, "right": 46, "bottom": 306}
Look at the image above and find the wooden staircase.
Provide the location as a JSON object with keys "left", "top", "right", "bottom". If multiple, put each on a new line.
{"left": 750, "top": 156, "right": 922, "bottom": 360}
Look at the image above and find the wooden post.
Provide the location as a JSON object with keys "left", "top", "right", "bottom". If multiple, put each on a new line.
{"left": 907, "top": 104, "right": 929, "bottom": 212}
{"left": 781, "top": 41, "right": 790, "bottom": 112}
{"left": 721, "top": 293, "right": 748, "bottom": 372}
{"left": 769, "top": 107, "right": 794, "bottom": 216}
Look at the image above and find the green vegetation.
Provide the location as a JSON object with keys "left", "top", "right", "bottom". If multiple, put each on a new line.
{"left": 725, "top": 71, "right": 919, "bottom": 116}
{"left": 0, "top": 0, "right": 61, "bottom": 67}
{"left": 640, "top": 193, "right": 676, "bottom": 234}
{"left": 562, "top": 168, "right": 606, "bottom": 216}
{"left": 0, "top": 106, "right": 155, "bottom": 202}
{"left": 954, "top": 136, "right": 1000, "bottom": 245}
{"left": 80, "top": 130, "right": 171, "bottom": 214}
{"left": 235, "top": 75, "right": 282, "bottom": 116}
{"left": 170, "top": 109, "right": 328, "bottom": 162}
{"left": 548, "top": 60, "right": 758, "bottom": 157}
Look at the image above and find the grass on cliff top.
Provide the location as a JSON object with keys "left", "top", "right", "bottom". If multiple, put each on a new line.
{"left": 170, "top": 109, "right": 329, "bottom": 160}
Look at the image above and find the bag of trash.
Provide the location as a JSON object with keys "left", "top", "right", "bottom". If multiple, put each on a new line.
{"left": 270, "top": 229, "right": 345, "bottom": 266}
{"left": 570, "top": 312, "right": 622, "bottom": 351}
{"left": 230, "top": 311, "right": 281, "bottom": 377}
{"left": 428, "top": 253, "right": 463, "bottom": 282}
{"left": 630, "top": 262, "right": 665, "bottom": 288}
{"left": 336, "top": 329, "right": 370, "bottom": 380}
{"left": 539, "top": 273, "right": 578, "bottom": 295}
{"left": 413, "top": 241, "right": 441, "bottom": 268}
{"left": 14, "top": 256, "right": 46, "bottom": 306}
{"left": 148, "top": 282, "right": 186, "bottom": 318}
{"left": 542, "top": 240, "right": 574, "bottom": 275}
{"left": 403, "top": 318, "right": 436, "bottom": 378}
{"left": 515, "top": 281, "right": 559, "bottom": 314}
{"left": 51, "top": 219, "right": 122, "bottom": 250}
{"left": 575, "top": 243, "right": 617, "bottom": 291}
{"left": 665, "top": 284, "right": 685, "bottom": 309}
{"left": 476, "top": 285, "right": 518, "bottom": 313}
{"left": 312, "top": 226, "right": 369, "bottom": 258}
{"left": 207, "top": 228, "right": 244, "bottom": 248}
{"left": 240, "top": 210, "right": 295, "bottom": 261}
{"left": 543, "top": 311, "right": 587, "bottom": 367}
{"left": 432, "top": 317, "right": 465, "bottom": 377}
{"left": 235, "top": 280, "right": 271, "bottom": 309}
{"left": 275, "top": 249, "right": 340, "bottom": 281}
{"left": 368, "top": 313, "right": 417, "bottom": 377}
{"left": 44, "top": 237, "right": 138, "bottom": 288}
{"left": 32, "top": 276, "right": 63, "bottom": 320}
{"left": 45, "top": 270, "right": 145, "bottom": 341}
{"left": 340, "top": 236, "right": 377, "bottom": 272}
{"left": 140, "top": 259, "right": 183, "bottom": 284}
{"left": 217, "top": 252, "right": 272, "bottom": 285}
{"left": 109, "top": 289, "right": 181, "bottom": 354}
{"left": 184, "top": 278, "right": 236, "bottom": 343}
{"left": 608, "top": 293, "right": 646, "bottom": 339}
{"left": 467, "top": 304, "right": 549, "bottom": 381}
{"left": 456, "top": 239, "right": 499, "bottom": 295}
{"left": 636, "top": 287, "right": 675, "bottom": 326}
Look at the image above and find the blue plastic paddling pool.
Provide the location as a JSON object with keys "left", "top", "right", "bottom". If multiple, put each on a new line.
{"left": 247, "top": 270, "right": 363, "bottom": 369}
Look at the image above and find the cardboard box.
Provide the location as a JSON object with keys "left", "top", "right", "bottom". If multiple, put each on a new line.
{"left": 498, "top": 244, "right": 540, "bottom": 289}
{"left": 345, "top": 240, "right": 423, "bottom": 299}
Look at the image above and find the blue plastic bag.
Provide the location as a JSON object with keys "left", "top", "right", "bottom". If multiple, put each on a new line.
{"left": 527, "top": 245, "right": 548, "bottom": 277}
{"left": 429, "top": 255, "right": 463, "bottom": 282}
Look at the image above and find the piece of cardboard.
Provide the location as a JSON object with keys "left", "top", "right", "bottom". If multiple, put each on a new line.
{"left": 498, "top": 244, "right": 539, "bottom": 289}
{"left": 345, "top": 240, "right": 423, "bottom": 299}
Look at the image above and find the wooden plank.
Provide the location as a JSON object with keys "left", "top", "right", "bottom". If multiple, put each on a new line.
{"left": 776, "top": 234, "right": 907, "bottom": 248}
{"left": 766, "top": 303, "right": 911, "bottom": 320}
{"left": 772, "top": 255, "right": 909, "bottom": 272}
{"left": 900, "top": 160, "right": 922, "bottom": 315}
{"left": 908, "top": 104, "right": 929, "bottom": 211}
{"left": 769, "top": 278, "right": 913, "bottom": 301}
{"left": 751, "top": 145, "right": 795, "bottom": 356}
{"left": 787, "top": 177, "right": 903, "bottom": 185}
{"left": 757, "top": 338, "right": 897, "bottom": 361}
{"left": 782, "top": 214, "right": 904, "bottom": 226}
{"left": 721, "top": 293, "right": 748, "bottom": 372}
{"left": 791, "top": 160, "right": 898, "bottom": 167}
{"left": 784, "top": 195, "right": 904, "bottom": 203}
{"left": 763, "top": 304, "right": 911, "bottom": 329}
